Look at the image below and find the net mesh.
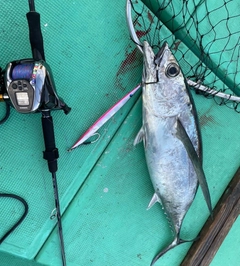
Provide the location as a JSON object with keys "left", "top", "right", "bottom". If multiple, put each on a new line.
{"left": 129, "top": 0, "right": 240, "bottom": 111}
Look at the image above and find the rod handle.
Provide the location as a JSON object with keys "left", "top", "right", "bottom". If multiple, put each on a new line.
{"left": 26, "top": 11, "right": 45, "bottom": 61}
{"left": 41, "top": 112, "right": 58, "bottom": 173}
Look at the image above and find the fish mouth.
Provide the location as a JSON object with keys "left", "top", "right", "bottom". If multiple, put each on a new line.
{"left": 142, "top": 41, "right": 169, "bottom": 83}
{"left": 154, "top": 41, "right": 168, "bottom": 66}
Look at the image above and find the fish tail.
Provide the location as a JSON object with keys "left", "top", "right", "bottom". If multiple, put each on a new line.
{"left": 150, "top": 236, "right": 198, "bottom": 266}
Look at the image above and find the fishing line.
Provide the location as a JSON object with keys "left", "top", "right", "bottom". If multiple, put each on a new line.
{"left": 11, "top": 63, "right": 35, "bottom": 80}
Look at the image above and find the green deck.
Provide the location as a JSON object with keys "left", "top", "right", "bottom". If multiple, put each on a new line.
{"left": 0, "top": 0, "right": 239, "bottom": 265}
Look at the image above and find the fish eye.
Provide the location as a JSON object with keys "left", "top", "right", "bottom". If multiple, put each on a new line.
{"left": 166, "top": 63, "right": 180, "bottom": 78}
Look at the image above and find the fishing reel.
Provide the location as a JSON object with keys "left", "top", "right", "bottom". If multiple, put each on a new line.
{"left": 0, "top": 59, "right": 70, "bottom": 116}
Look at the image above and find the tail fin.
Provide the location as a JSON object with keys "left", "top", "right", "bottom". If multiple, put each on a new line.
{"left": 150, "top": 236, "right": 197, "bottom": 266}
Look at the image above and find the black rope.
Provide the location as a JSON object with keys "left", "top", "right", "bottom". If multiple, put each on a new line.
{"left": 0, "top": 193, "right": 28, "bottom": 244}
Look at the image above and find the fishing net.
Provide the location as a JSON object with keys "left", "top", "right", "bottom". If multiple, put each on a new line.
{"left": 127, "top": 0, "right": 240, "bottom": 111}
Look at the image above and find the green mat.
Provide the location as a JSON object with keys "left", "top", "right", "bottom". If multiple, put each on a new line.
{"left": 0, "top": 0, "right": 239, "bottom": 265}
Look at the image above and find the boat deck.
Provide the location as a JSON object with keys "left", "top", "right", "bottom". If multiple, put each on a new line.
{"left": 0, "top": 1, "right": 239, "bottom": 265}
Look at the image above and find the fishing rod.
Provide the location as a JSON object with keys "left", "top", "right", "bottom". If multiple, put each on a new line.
{"left": 26, "top": 1, "right": 70, "bottom": 265}
{"left": 0, "top": 1, "right": 71, "bottom": 265}
{"left": 28, "top": 0, "right": 35, "bottom": 11}
{"left": 41, "top": 111, "right": 67, "bottom": 266}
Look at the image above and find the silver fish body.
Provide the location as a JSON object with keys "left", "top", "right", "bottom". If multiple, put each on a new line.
{"left": 134, "top": 41, "right": 211, "bottom": 265}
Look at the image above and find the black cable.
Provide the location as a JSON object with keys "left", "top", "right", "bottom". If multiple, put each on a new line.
{"left": 0, "top": 193, "right": 28, "bottom": 244}
{"left": 0, "top": 67, "right": 10, "bottom": 124}
{"left": 0, "top": 102, "right": 10, "bottom": 124}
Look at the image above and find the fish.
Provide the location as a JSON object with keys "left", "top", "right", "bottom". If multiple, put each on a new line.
{"left": 134, "top": 41, "right": 212, "bottom": 266}
{"left": 69, "top": 84, "right": 141, "bottom": 151}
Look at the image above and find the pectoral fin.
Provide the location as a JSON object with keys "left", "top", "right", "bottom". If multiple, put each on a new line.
{"left": 134, "top": 127, "right": 145, "bottom": 146}
{"left": 176, "top": 119, "right": 212, "bottom": 215}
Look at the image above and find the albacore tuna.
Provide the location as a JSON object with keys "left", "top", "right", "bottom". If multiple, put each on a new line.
{"left": 134, "top": 41, "right": 212, "bottom": 266}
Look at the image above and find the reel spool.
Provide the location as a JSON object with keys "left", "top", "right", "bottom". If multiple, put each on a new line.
{"left": 11, "top": 63, "right": 34, "bottom": 80}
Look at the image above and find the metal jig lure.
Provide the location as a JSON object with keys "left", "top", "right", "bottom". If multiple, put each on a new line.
{"left": 69, "top": 84, "right": 141, "bottom": 151}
